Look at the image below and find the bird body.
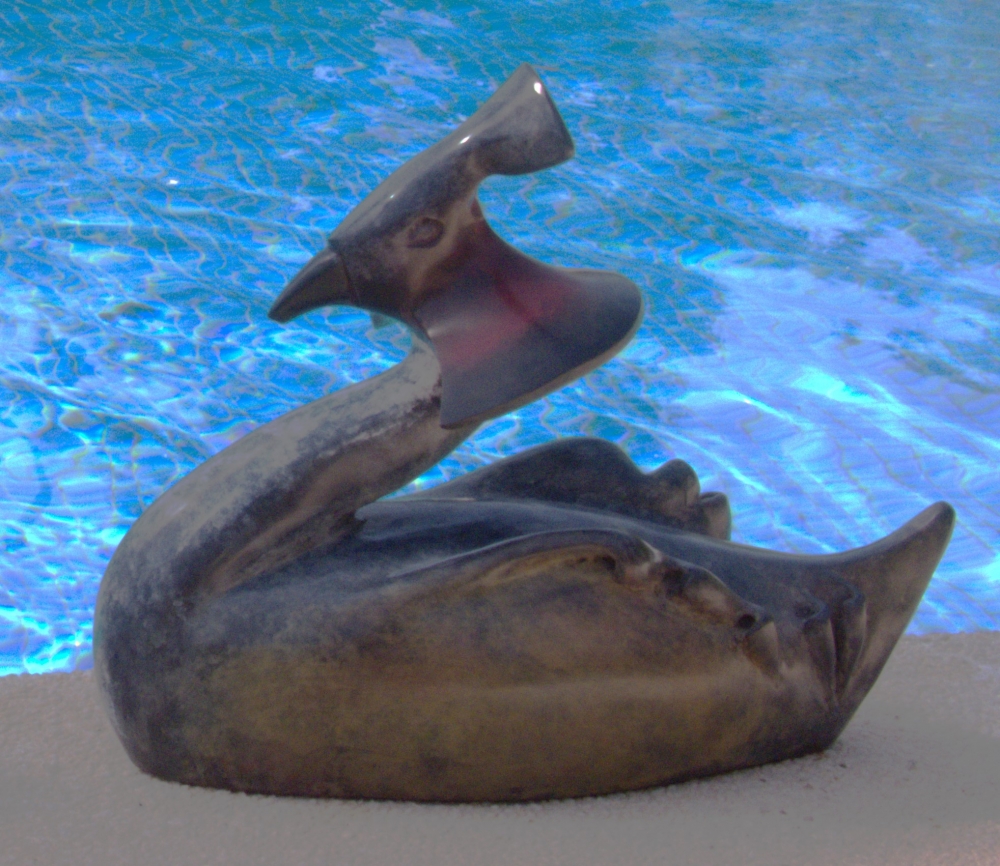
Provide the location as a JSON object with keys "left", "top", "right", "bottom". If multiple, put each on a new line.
{"left": 94, "top": 65, "right": 954, "bottom": 802}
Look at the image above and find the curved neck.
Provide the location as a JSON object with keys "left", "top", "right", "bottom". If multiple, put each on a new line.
{"left": 102, "top": 339, "right": 477, "bottom": 604}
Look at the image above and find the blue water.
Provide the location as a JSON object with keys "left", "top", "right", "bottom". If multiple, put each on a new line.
{"left": 1, "top": 0, "right": 998, "bottom": 675}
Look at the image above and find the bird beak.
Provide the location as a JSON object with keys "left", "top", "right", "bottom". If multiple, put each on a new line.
{"left": 268, "top": 246, "right": 352, "bottom": 323}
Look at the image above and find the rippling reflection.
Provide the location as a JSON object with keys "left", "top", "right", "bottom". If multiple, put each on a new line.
{"left": 0, "top": 0, "right": 997, "bottom": 673}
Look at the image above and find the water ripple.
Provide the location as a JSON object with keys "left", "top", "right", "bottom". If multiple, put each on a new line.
{"left": 1, "top": 0, "right": 998, "bottom": 673}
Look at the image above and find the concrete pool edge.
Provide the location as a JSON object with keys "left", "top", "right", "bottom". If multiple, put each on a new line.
{"left": 1, "top": 632, "right": 998, "bottom": 866}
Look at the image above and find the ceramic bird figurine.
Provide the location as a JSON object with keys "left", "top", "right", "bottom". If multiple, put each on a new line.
{"left": 94, "top": 64, "right": 954, "bottom": 802}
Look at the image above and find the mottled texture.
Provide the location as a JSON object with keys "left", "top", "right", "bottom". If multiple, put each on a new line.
{"left": 95, "top": 73, "right": 955, "bottom": 799}
{"left": 95, "top": 399, "right": 955, "bottom": 800}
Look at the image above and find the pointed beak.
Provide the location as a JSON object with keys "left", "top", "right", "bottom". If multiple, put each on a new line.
{"left": 269, "top": 246, "right": 353, "bottom": 323}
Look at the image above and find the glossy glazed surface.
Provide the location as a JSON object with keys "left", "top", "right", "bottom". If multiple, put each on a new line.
{"left": 95, "top": 69, "right": 954, "bottom": 801}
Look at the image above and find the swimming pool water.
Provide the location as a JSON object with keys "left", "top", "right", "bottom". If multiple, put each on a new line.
{"left": 1, "top": 0, "right": 998, "bottom": 674}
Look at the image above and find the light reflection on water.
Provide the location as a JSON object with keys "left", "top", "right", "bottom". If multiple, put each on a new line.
{"left": 0, "top": 0, "right": 997, "bottom": 674}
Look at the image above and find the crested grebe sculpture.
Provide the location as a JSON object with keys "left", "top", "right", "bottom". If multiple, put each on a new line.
{"left": 94, "top": 64, "right": 955, "bottom": 802}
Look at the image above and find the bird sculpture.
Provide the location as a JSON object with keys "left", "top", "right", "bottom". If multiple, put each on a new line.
{"left": 94, "top": 64, "right": 954, "bottom": 802}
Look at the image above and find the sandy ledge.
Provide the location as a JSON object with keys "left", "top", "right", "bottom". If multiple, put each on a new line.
{"left": 1, "top": 632, "right": 998, "bottom": 866}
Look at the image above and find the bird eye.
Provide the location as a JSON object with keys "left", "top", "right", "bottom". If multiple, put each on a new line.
{"left": 406, "top": 217, "right": 445, "bottom": 248}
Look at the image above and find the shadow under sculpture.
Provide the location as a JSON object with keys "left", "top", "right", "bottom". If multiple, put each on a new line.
{"left": 94, "top": 64, "right": 955, "bottom": 802}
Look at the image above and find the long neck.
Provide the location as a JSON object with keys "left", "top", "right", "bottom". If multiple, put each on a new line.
{"left": 99, "top": 339, "right": 477, "bottom": 607}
